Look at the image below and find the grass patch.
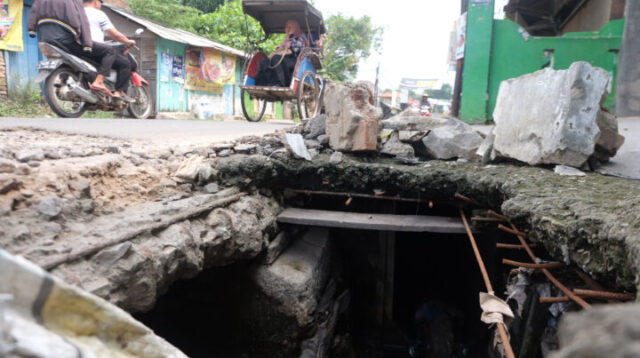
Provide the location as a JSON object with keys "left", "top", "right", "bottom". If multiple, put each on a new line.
{"left": 0, "top": 82, "right": 52, "bottom": 117}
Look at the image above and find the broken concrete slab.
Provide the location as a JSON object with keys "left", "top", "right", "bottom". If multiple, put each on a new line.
{"left": 0, "top": 158, "right": 16, "bottom": 174}
{"left": 264, "top": 231, "right": 290, "bottom": 265}
{"left": 324, "top": 82, "right": 381, "bottom": 152}
{"left": 399, "top": 131, "right": 428, "bottom": 143}
{"left": 492, "top": 62, "right": 620, "bottom": 167}
{"left": 421, "top": 119, "right": 483, "bottom": 160}
{"left": 251, "top": 227, "right": 330, "bottom": 327}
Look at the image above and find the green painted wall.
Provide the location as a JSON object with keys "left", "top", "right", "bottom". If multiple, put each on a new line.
{"left": 459, "top": 0, "right": 495, "bottom": 124}
{"left": 487, "top": 19, "right": 623, "bottom": 120}
{"left": 156, "top": 38, "right": 188, "bottom": 112}
{"left": 460, "top": 0, "right": 624, "bottom": 123}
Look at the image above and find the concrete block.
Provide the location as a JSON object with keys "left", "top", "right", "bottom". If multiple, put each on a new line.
{"left": 492, "top": 62, "right": 617, "bottom": 167}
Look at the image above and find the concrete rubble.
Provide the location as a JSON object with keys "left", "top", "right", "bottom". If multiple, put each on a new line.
{"left": 492, "top": 61, "right": 625, "bottom": 167}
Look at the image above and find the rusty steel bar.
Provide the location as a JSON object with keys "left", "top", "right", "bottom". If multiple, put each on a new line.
{"left": 460, "top": 209, "right": 516, "bottom": 358}
{"left": 454, "top": 193, "right": 482, "bottom": 206}
{"left": 572, "top": 268, "right": 619, "bottom": 303}
{"left": 497, "top": 243, "right": 538, "bottom": 250}
{"left": 472, "top": 217, "right": 506, "bottom": 223}
{"left": 508, "top": 222, "right": 591, "bottom": 310}
{"left": 487, "top": 210, "right": 510, "bottom": 222}
{"left": 502, "top": 258, "right": 565, "bottom": 269}
{"left": 540, "top": 296, "right": 572, "bottom": 303}
{"left": 286, "top": 188, "right": 429, "bottom": 203}
{"left": 498, "top": 224, "right": 526, "bottom": 237}
{"left": 573, "top": 289, "right": 635, "bottom": 301}
{"left": 496, "top": 243, "right": 525, "bottom": 250}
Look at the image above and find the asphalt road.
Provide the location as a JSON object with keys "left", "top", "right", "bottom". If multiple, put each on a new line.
{"left": 0, "top": 117, "right": 294, "bottom": 148}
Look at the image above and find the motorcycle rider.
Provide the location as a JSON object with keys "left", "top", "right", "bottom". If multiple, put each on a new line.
{"left": 83, "top": 0, "right": 135, "bottom": 101}
{"left": 27, "top": 0, "right": 117, "bottom": 96}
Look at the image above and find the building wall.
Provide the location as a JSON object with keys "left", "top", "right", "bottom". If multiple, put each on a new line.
{"left": 0, "top": 50, "right": 7, "bottom": 98}
{"left": 5, "top": 0, "right": 43, "bottom": 93}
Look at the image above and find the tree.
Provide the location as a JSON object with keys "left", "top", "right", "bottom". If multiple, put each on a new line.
{"left": 130, "top": 0, "right": 282, "bottom": 54}
{"left": 182, "top": 0, "right": 224, "bottom": 14}
{"left": 194, "top": 0, "right": 283, "bottom": 53}
{"left": 322, "top": 14, "right": 383, "bottom": 81}
{"left": 129, "top": 0, "right": 201, "bottom": 32}
{"left": 425, "top": 83, "right": 453, "bottom": 100}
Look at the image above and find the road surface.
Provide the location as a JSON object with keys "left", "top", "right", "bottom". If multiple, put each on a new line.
{"left": 0, "top": 117, "right": 294, "bottom": 148}
{"left": 1, "top": 116, "right": 637, "bottom": 179}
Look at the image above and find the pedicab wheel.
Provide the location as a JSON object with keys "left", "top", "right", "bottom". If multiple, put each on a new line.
{"left": 127, "top": 85, "right": 154, "bottom": 119}
{"left": 241, "top": 88, "right": 267, "bottom": 122}
{"left": 297, "top": 71, "right": 320, "bottom": 122}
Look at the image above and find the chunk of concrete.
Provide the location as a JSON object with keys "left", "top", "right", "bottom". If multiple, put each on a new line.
{"left": 551, "top": 304, "right": 640, "bottom": 358}
{"left": 593, "top": 110, "right": 625, "bottom": 162}
{"left": 381, "top": 110, "right": 450, "bottom": 132}
{"left": 174, "top": 155, "right": 206, "bottom": 182}
{"left": 304, "top": 114, "right": 326, "bottom": 140}
{"left": 0, "top": 158, "right": 17, "bottom": 174}
{"left": 381, "top": 132, "right": 415, "bottom": 158}
{"left": 324, "top": 82, "right": 381, "bottom": 152}
{"left": 284, "top": 133, "right": 312, "bottom": 161}
{"left": 251, "top": 227, "right": 330, "bottom": 326}
{"left": 492, "top": 62, "right": 616, "bottom": 167}
{"left": 421, "top": 119, "right": 483, "bottom": 160}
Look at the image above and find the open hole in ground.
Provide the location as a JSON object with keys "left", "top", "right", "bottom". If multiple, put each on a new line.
{"left": 135, "top": 190, "right": 563, "bottom": 358}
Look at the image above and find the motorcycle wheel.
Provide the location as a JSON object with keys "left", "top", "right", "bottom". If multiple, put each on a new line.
{"left": 127, "top": 85, "right": 154, "bottom": 119}
{"left": 43, "top": 66, "right": 87, "bottom": 118}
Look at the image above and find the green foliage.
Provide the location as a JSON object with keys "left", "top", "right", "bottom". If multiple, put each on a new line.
{"left": 130, "top": 0, "right": 282, "bottom": 54}
{"left": 194, "top": 0, "right": 282, "bottom": 53}
{"left": 322, "top": 14, "right": 383, "bottom": 81}
{"left": 426, "top": 83, "right": 453, "bottom": 100}
{"left": 129, "top": 0, "right": 201, "bottom": 32}
{"left": 182, "top": 0, "right": 224, "bottom": 14}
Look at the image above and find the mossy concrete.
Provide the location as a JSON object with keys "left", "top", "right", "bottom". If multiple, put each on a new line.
{"left": 216, "top": 154, "right": 640, "bottom": 292}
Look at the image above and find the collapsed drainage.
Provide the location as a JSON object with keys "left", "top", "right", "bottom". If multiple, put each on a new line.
{"left": 134, "top": 188, "right": 598, "bottom": 358}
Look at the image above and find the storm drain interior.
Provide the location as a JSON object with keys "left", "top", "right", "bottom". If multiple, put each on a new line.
{"left": 135, "top": 191, "right": 545, "bottom": 357}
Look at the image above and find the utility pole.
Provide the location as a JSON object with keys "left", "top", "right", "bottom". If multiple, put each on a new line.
{"left": 450, "top": 0, "right": 468, "bottom": 117}
{"left": 374, "top": 63, "right": 380, "bottom": 107}
{"left": 615, "top": 0, "right": 640, "bottom": 117}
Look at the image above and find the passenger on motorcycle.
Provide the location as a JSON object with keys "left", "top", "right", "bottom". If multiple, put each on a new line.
{"left": 27, "top": 0, "right": 117, "bottom": 96}
{"left": 84, "top": 0, "right": 135, "bottom": 101}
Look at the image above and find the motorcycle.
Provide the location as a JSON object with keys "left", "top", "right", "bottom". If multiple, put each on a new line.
{"left": 419, "top": 104, "right": 431, "bottom": 117}
{"left": 35, "top": 29, "right": 153, "bottom": 119}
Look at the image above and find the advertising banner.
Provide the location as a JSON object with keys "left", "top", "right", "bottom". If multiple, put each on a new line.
{"left": 185, "top": 48, "right": 236, "bottom": 93}
{"left": 455, "top": 12, "right": 467, "bottom": 60}
{"left": 0, "top": 0, "right": 23, "bottom": 52}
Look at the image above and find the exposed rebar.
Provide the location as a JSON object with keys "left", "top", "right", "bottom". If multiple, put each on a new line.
{"left": 573, "top": 289, "right": 635, "bottom": 301}
{"left": 460, "top": 209, "right": 516, "bottom": 358}
{"left": 454, "top": 193, "right": 481, "bottom": 206}
{"left": 502, "top": 258, "right": 565, "bottom": 269}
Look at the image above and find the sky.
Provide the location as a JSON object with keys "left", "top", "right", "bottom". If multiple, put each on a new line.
{"left": 314, "top": 0, "right": 462, "bottom": 90}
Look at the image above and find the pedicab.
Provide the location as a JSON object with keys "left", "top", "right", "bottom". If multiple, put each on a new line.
{"left": 240, "top": 0, "right": 326, "bottom": 122}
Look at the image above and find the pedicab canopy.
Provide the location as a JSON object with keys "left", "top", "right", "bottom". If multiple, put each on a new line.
{"left": 242, "top": 0, "right": 327, "bottom": 35}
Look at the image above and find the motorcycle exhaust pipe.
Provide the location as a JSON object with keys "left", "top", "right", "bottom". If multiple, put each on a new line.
{"left": 67, "top": 83, "right": 98, "bottom": 104}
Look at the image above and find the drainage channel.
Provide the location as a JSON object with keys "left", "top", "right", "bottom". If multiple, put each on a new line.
{"left": 133, "top": 188, "right": 634, "bottom": 358}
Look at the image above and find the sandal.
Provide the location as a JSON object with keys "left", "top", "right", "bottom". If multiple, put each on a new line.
{"left": 90, "top": 84, "right": 114, "bottom": 97}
